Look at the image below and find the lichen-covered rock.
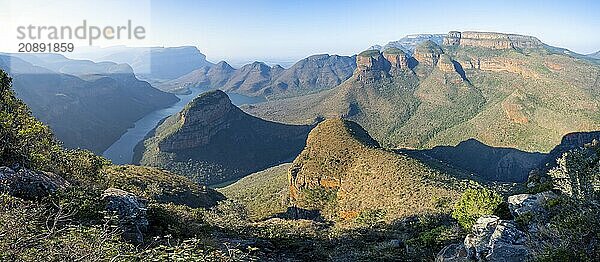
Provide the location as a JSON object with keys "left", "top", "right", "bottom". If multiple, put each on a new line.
{"left": 507, "top": 191, "right": 557, "bottom": 217}
{"left": 436, "top": 244, "right": 468, "bottom": 262}
{"left": 437, "top": 215, "right": 529, "bottom": 262}
{"left": 0, "top": 166, "right": 69, "bottom": 199}
{"left": 102, "top": 188, "right": 148, "bottom": 243}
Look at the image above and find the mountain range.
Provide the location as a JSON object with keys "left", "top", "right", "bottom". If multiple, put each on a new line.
{"left": 67, "top": 46, "right": 214, "bottom": 83}
{"left": 159, "top": 54, "right": 357, "bottom": 99}
{"left": 589, "top": 50, "right": 600, "bottom": 59}
{"left": 243, "top": 31, "right": 600, "bottom": 155}
{"left": 1, "top": 28, "right": 600, "bottom": 261}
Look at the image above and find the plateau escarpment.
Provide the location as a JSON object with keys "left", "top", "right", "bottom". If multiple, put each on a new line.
{"left": 135, "top": 90, "right": 312, "bottom": 185}
{"left": 443, "top": 31, "right": 543, "bottom": 50}
{"left": 243, "top": 30, "right": 600, "bottom": 156}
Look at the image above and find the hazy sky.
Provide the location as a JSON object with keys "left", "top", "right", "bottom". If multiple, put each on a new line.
{"left": 2, "top": 0, "right": 599, "bottom": 63}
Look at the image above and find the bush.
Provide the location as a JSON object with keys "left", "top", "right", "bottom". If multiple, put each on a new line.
{"left": 451, "top": 188, "right": 502, "bottom": 230}
{"left": 0, "top": 71, "right": 57, "bottom": 170}
{"left": 355, "top": 209, "right": 386, "bottom": 226}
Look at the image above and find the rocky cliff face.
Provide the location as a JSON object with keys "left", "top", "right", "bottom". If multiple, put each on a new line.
{"left": 383, "top": 48, "right": 410, "bottom": 71}
{"left": 413, "top": 40, "right": 444, "bottom": 66}
{"left": 541, "top": 131, "right": 600, "bottom": 170}
{"left": 354, "top": 50, "right": 390, "bottom": 82}
{"left": 443, "top": 31, "right": 543, "bottom": 50}
{"left": 354, "top": 48, "right": 413, "bottom": 82}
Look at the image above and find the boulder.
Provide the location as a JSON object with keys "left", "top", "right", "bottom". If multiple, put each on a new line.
{"left": 437, "top": 215, "right": 529, "bottom": 261}
{"left": 507, "top": 191, "right": 557, "bottom": 217}
{"left": 102, "top": 188, "right": 148, "bottom": 243}
{"left": 0, "top": 166, "right": 69, "bottom": 199}
{"left": 436, "top": 244, "right": 468, "bottom": 262}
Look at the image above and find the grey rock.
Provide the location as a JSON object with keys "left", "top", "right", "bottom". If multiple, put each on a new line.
{"left": 0, "top": 166, "right": 69, "bottom": 199}
{"left": 436, "top": 244, "right": 468, "bottom": 262}
{"left": 508, "top": 191, "right": 556, "bottom": 217}
{"left": 438, "top": 215, "right": 529, "bottom": 262}
{"left": 102, "top": 188, "right": 148, "bottom": 243}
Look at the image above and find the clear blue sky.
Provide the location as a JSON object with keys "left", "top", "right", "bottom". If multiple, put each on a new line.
{"left": 2, "top": 0, "right": 599, "bottom": 63}
{"left": 149, "top": 0, "right": 600, "bottom": 62}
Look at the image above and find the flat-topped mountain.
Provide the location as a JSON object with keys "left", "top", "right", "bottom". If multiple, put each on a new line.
{"left": 443, "top": 31, "right": 543, "bottom": 49}
{"left": 243, "top": 30, "right": 600, "bottom": 155}
{"left": 160, "top": 54, "right": 356, "bottom": 99}
{"left": 134, "top": 90, "right": 312, "bottom": 185}
{"left": 69, "top": 46, "right": 214, "bottom": 83}
{"left": 288, "top": 119, "right": 463, "bottom": 221}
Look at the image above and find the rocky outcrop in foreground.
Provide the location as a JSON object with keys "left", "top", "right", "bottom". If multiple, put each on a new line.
{"left": 438, "top": 191, "right": 557, "bottom": 261}
{"left": 0, "top": 166, "right": 69, "bottom": 199}
{"left": 437, "top": 216, "right": 528, "bottom": 262}
{"left": 102, "top": 188, "right": 148, "bottom": 243}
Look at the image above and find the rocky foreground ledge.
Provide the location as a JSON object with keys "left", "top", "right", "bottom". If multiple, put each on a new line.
{"left": 437, "top": 191, "right": 558, "bottom": 261}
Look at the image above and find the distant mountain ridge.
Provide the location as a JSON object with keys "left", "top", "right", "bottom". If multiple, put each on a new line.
{"left": 369, "top": 34, "right": 445, "bottom": 53}
{"left": 159, "top": 54, "right": 356, "bottom": 99}
{"left": 68, "top": 46, "right": 214, "bottom": 83}
{"left": 589, "top": 51, "right": 600, "bottom": 59}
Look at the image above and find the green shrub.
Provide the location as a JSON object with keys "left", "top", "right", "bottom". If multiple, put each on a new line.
{"left": 415, "top": 225, "right": 455, "bottom": 247}
{"left": 355, "top": 209, "right": 386, "bottom": 226}
{"left": 451, "top": 188, "right": 502, "bottom": 230}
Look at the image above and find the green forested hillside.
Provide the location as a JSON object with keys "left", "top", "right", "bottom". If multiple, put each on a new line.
{"left": 243, "top": 40, "right": 600, "bottom": 153}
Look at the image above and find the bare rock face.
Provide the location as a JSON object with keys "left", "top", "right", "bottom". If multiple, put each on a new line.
{"left": 0, "top": 166, "right": 69, "bottom": 200}
{"left": 102, "top": 188, "right": 148, "bottom": 243}
{"left": 437, "top": 215, "right": 529, "bottom": 262}
{"left": 437, "top": 54, "right": 457, "bottom": 73}
{"left": 159, "top": 90, "right": 235, "bottom": 151}
{"left": 354, "top": 50, "right": 389, "bottom": 83}
{"left": 382, "top": 47, "right": 410, "bottom": 73}
{"left": 508, "top": 191, "right": 557, "bottom": 217}
{"left": 413, "top": 40, "right": 443, "bottom": 66}
{"left": 443, "top": 31, "right": 543, "bottom": 50}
